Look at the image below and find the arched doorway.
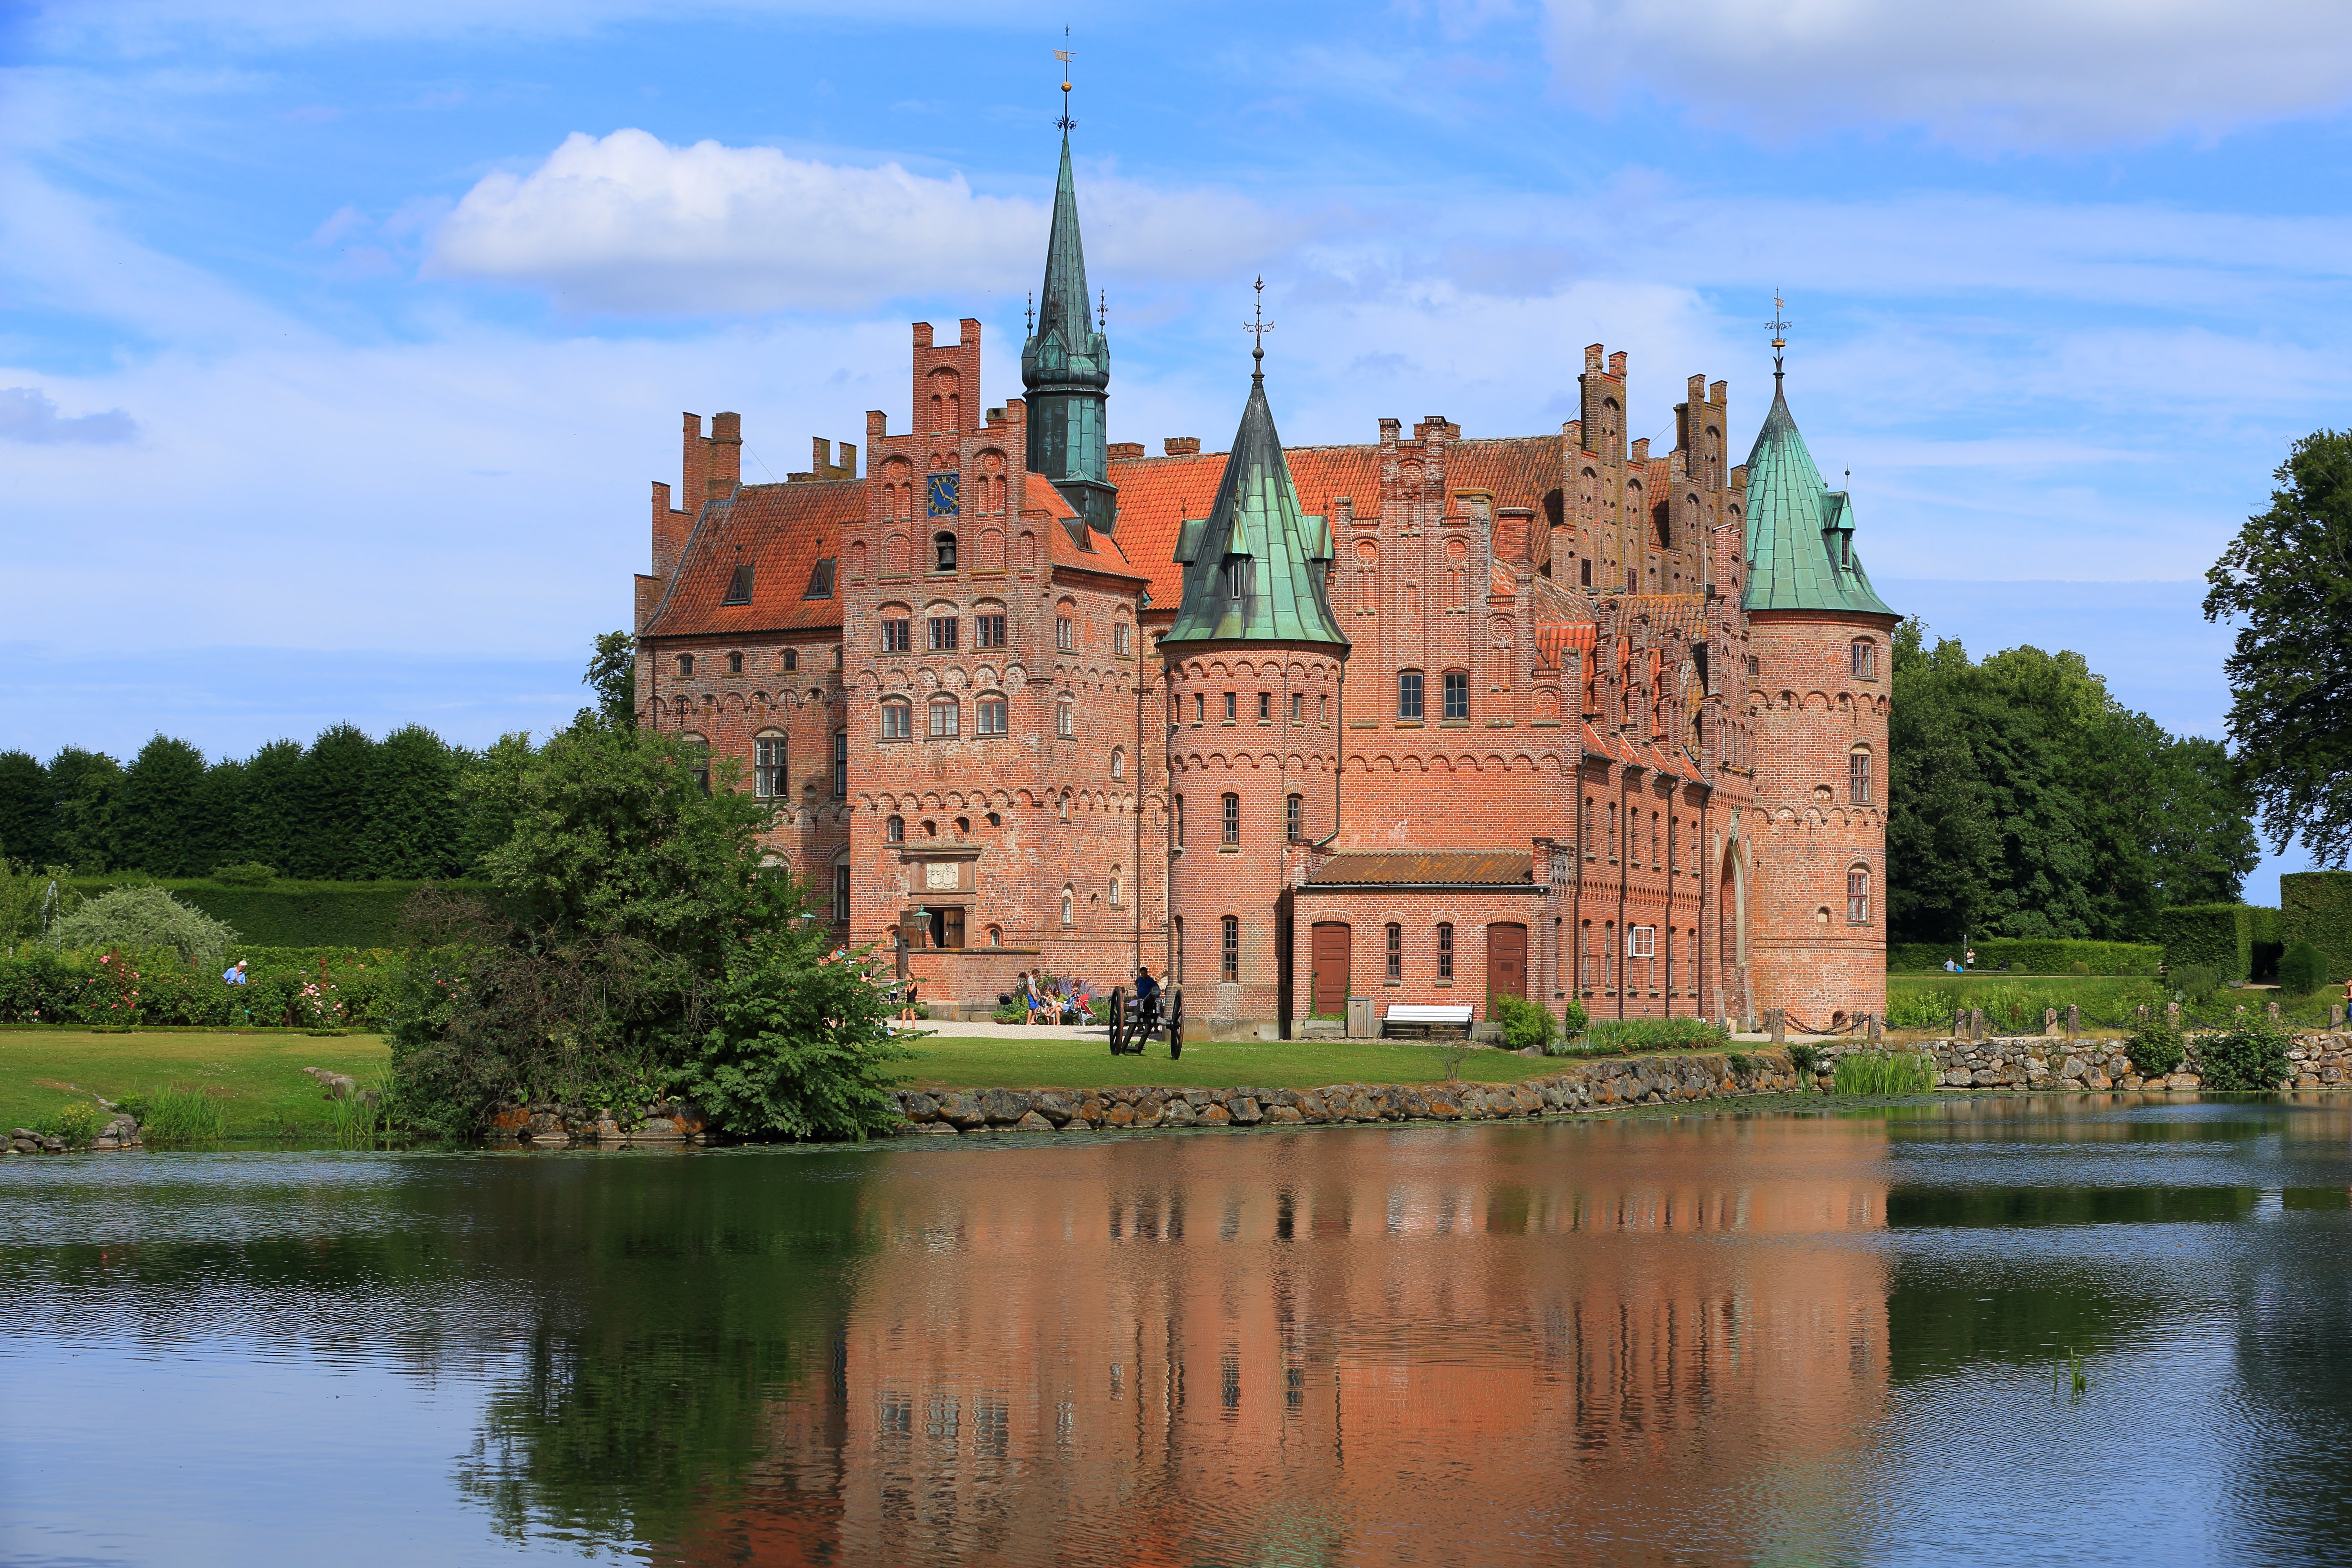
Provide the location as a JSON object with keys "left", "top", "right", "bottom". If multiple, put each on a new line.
{"left": 1718, "top": 838, "right": 1749, "bottom": 1021}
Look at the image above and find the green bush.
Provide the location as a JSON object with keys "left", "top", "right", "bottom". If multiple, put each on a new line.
{"left": 2173, "top": 965, "right": 2222, "bottom": 1007}
{"left": 2125, "top": 1017, "right": 2185, "bottom": 1078}
{"left": 2198, "top": 1016, "right": 2292, "bottom": 1091}
{"left": 1885, "top": 986, "right": 1961, "bottom": 1030}
{"left": 209, "top": 862, "right": 276, "bottom": 886}
{"left": 1832, "top": 1051, "right": 1938, "bottom": 1095}
{"left": 1578, "top": 1017, "right": 1731, "bottom": 1054}
{"left": 1726, "top": 1051, "right": 1755, "bottom": 1076}
{"left": 2283, "top": 871, "right": 2352, "bottom": 984}
{"left": 50, "top": 885, "right": 240, "bottom": 973}
{"left": 139, "top": 1085, "right": 229, "bottom": 1145}
{"left": 2279, "top": 940, "right": 2329, "bottom": 995}
{"left": 1787, "top": 1043, "right": 1822, "bottom": 1079}
{"left": 1492, "top": 994, "right": 1554, "bottom": 1051}
{"left": 65, "top": 876, "right": 501, "bottom": 948}
{"left": 35, "top": 1103, "right": 104, "bottom": 1148}
{"left": 2159, "top": 904, "right": 2257, "bottom": 983}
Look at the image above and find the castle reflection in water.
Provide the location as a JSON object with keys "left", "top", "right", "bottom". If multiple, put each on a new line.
{"left": 664, "top": 1116, "right": 1894, "bottom": 1565}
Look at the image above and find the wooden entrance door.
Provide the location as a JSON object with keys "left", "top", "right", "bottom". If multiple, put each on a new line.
{"left": 1486, "top": 922, "right": 1528, "bottom": 1010}
{"left": 1310, "top": 922, "right": 1352, "bottom": 1015}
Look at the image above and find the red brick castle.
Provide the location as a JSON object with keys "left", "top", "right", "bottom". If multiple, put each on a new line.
{"left": 632, "top": 128, "right": 1895, "bottom": 1033}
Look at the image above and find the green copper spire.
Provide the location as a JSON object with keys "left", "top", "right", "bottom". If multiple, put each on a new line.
{"left": 1740, "top": 387, "right": 1895, "bottom": 617}
{"left": 1022, "top": 127, "right": 1115, "bottom": 533}
{"left": 1163, "top": 330, "right": 1346, "bottom": 648}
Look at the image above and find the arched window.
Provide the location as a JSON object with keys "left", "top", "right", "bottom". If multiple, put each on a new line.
{"left": 1385, "top": 922, "right": 1402, "bottom": 981}
{"left": 987, "top": 925, "right": 1002, "bottom": 947}
{"left": 934, "top": 531, "right": 958, "bottom": 572}
{"left": 928, "top": 696, "right": 959, "bottom": 738}
{"left": 780, "top": 647, "right": 798, "bottom": 672}
{"left": 1221, "top": 792, "right": 1240, "bottom": 846}
{"left": 1061, "top": 885, "right": 1075, "bottom": 927}
{"left": 1398, "top": 669, "right": 1425, "bottom": 720}
{"left": 1221, "top": 914, "right": 1240, "bottom": 981}
{"left": 1850, "top": 638, "right": 1876, "bottom": 679}
{"left": 1057, "top": 700, "right": 1074, "bottom": 739}
{"left": 753, "top": 731, "right": 786, "bottom": 797}
{"left": 727, "top": 650, "right": 744, "bottom": 674}
{"left": 1111, "top": 746, "right": 1126, "bottom": 780}
{"left": 681, "top": 733, "right": 710, "bottom": 793}
{"left": 1286, "top": 793, "right": 1303, "bottom": 842}
{"left": 1848, "top": 865, "right": 1872, "bottom": 924}
{"left": 1109, "top": 867, "right": 1123, "bottom": 907}
{"left": 1114, "top": 621, "right": 1133, "bottom": 656}
{"left": 880, "top": 699, "right": 913, "bottom": 740}
{"left": 886, "top": 814, "right": 905, "bottom": 844}
{"left": 977, "top": 693, "right": 1008, "bottom": 736}
{"left": 677, "top": 653, "right": 694, "bottom": 677}
{"left": 1849, "top": 745, "right": 1873, "bottom": 804}
{"left": 1437, "top": 922, "right": 1454, "bottom": 980}
{"left": 1058, "top": 793, "right": 1069, "bottom": 822}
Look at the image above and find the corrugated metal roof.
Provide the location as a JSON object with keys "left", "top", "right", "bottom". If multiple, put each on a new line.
{"left": 1305, "top": 850, "right": 1535, "bottom": 886}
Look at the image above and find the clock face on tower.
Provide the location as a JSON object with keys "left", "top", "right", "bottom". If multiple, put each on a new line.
{"left": 927, "top": 474, "right": 960, "bottom": 517}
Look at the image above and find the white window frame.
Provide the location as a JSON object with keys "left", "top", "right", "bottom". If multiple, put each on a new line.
{"left": 1628, "top": 924, "right": 1656, "bottom": 960}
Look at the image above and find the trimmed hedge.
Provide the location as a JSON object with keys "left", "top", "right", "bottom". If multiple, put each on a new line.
{"left": 63, "top": 878, "right": 497, "bottom": 948}
{"left": 1888, "top": 938, "right": 2160, "bottom": 975}
{"left": 2283, "top": 871, "right": 2352, "bottom": 984}
{"left": 2159, "top": 904, "right": 2258, "bottom": 983}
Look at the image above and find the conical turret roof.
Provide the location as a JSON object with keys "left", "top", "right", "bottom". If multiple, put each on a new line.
{"left": 1161, "top": 369, "right": 1346, "bottom": 647}
{"left": 1741, "top": 388, "right": 1895, "bottom": 617}
{"left": 1021, "top": 133, "right": 1108, "bottom": 394}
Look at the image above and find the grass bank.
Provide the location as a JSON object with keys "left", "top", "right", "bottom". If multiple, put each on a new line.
{"left": 895, "top": 1035, "right": 1567, "bottom": 1091}
{"left": 0, "top": 1028, "right": 388, "bottom": 1136}
{"left": 1886, "top": 971, "right": 2346, "bottom": 1035}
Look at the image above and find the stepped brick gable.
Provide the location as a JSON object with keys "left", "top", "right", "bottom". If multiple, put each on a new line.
{"left": 629, "top": 129, "right": 1893, "bottom": 1031}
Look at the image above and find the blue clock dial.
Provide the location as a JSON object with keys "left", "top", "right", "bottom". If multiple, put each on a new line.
{"left": 927, "top": 474, "right": 960, "bottom": 516}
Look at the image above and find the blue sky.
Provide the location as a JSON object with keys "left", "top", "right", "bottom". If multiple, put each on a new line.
{"left": 5, "top": 0, "right": 2349, "bottom": 895}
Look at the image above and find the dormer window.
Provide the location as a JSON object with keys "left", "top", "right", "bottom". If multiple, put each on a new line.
{"left": 722, "top": 565, "right": 753, "bottom": 605}
{"left": 1228, "top": 558, "right": 1254, "bottom": 601}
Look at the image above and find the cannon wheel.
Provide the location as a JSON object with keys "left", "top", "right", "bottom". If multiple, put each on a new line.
{"left": 1108, "top": 987, "right": 1126, "bottom": 1056}
{"left": 1168, "top": 988, "right": 1185, "bottom": 1059}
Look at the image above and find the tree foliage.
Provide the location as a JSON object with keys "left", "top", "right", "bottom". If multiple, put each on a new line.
{"left": 2205, "top": 429, "right": 2352, "bottom": 866}
{"left": 583, "top": 630, "right": 638, "bottom": 732}
{"left": 1888, "top": 619, "right": 2257, "bottom": 943}
{"left": 48, "top": 884, "right": 241, "bottom": 972}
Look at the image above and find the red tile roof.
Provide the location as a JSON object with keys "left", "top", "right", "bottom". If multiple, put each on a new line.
{"left": 643, "top": 480, "right": 858, "bottom": 638}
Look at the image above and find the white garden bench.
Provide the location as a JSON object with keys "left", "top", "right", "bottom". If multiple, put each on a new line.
{"left": 1382, "top": 1003, "right": 1475, "bottom": 1040}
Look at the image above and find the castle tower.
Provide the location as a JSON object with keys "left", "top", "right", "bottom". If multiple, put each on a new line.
{"left": 1020, "top": 125, "right": 1115, "bottom": 535}
{"left": 1161, "top": 334, "right": 1346, "bottom": 1031}
{"left": 1739, "top": 374, "right": 1897, "bottom": 1029}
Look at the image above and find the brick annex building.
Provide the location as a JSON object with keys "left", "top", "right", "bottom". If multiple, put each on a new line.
{"left": 631, "top": 129, "right": 1897, "bottom": 1033}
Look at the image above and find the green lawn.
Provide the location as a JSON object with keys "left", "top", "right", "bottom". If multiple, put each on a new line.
{"left": 894, "top": 1034, "right": 1561, "bottom": 1091}
{"left": 0, "top": 1028, "right": 390, "bottom": 1136}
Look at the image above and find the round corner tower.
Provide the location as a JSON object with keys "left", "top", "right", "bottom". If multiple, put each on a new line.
{"left": 1159, "top": 351, "right": 1349, "bottom": 1033}
{"left": 1738, "top": 379, "right": 1898, "bottom": 1031}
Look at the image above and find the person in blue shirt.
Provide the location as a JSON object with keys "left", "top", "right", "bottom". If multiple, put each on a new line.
{"left": 222, "top": 960, "right": 248, "bottom": 986}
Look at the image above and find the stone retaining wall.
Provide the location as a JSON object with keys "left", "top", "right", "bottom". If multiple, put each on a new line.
{"left": 1804, "top": 1031, "right": 2352, "bottom": 1092}
{"left": 480, "top": 1099, "right": 712, "bottom": 1147}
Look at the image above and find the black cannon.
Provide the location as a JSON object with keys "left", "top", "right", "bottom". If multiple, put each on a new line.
{"left": 1107, "top": 986, "right": 1183, "bottom": 1058}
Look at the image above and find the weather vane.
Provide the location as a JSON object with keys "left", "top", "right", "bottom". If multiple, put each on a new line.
{"left": 1055, "top": 29, "right": 1076, "bottom": 131}
{"left": 1098, "top": 287, "right": 1107, "bottom": 332}
{"left": 1025, "top": 290, "right": 1034, "bottom": 332}
{"left": 1766, "top": 293, "right": 1791, "bottom": 391}
{"left": 1245, "top": 276, "right": 1274, "bottom": 375}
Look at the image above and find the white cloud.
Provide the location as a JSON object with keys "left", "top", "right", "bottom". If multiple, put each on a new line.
{"left": 424, "top": 129, "right": 1290, "bottom": 314}
{"left": 0, "top": 387, "right": 139, "bottom": 444}
{"left": 1543, "top": 0, "right": 2352, "bottom": 149}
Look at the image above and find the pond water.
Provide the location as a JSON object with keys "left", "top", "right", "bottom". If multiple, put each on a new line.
{"left": 7, "top": 1094, "right": 2352, "bottom": 1566}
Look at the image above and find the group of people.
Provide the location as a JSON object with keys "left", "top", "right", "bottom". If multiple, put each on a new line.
{"left": 1009, "top": 966, "right": 1159, "bottom": 1027}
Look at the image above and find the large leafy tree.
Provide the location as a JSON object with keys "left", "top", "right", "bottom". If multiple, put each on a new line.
{"left": 582, "top": 630, "right": 638, "bottom": 731}
{"left": 116, "top": 735, "right": 212, "bottom": 877}
{"left": 0, "top": 752, "right": 52, "bottom": 865}
{"left": 2205, "top": 429, "right": 2352, "bottom": 865}
{"left": 47, "top": 747, "right": 122, "bottom": 873}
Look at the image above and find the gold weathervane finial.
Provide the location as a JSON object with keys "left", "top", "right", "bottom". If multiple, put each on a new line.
{"left": 1766, "top": 293, "right": 1792, "bottom": 390}
{"left": 1245, "top": 275, "right": 1274, "bottom": 376}
{"left": 1054, "top": 29, "right": 1076, "bottom": 130}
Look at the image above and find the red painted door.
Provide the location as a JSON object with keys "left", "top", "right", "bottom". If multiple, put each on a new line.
{"left": 1486, "top": 922, "right": 1528, "bottom": 1011}
{"left": 1311, "top": 922, "right": 1352, "bottom": 1014}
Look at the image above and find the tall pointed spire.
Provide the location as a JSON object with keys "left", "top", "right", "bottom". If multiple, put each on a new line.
{"left": 1022, "top": 47, "right": 1115, "bottom": 534}
{"left": 1741, "top": 378, "right": 1894, "bottom": 618}
{"left": 1163, "top": 305, "right": 1345, "bottom": 648}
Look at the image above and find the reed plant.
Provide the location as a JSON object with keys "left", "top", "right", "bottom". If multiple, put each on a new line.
{"left": 139, "top": 1084, "right": 229, "bottom": 1145}
{"left": 323, "top": 1090, "right": 384, "bottom": 1148}
{"left": 1831, "top": 1051, "right": 1938, "bottom": 1096}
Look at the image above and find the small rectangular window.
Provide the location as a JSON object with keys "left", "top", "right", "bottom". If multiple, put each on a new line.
{"left": 882, "top": 618, "right": 911, "bottom": 653}
{"left": 928, "top": 700, "right": 959, "bottom": 738}
{"left": 1115, "top": 623, "right": 1132, "bottom": 656}
{"left": 1173, "top": 795, "right": 1185, "bottom": 847}
{"left": 753, "top": 736, "right": 785, "bottom": 797}
{"left": 1223, "top": 692, "right": 1237, "bottom": 722}
{"left": 978, "top": 698, "right": 1008, "bottom": 735}
{"left": 831, "top": 731, "right": 847, "bottom": 797}
{"left": 780, "top": 648, "right": 798, "bottom": 671}
{"left": 726, "top": 650, "right": 743, "bottom": 674}
{"left": 1057, "top": 703, "right": 1074, "bottom": 739}
{"left": 1194, "top": 693, "right": 1205, "bottom": 724}
{"left": 1221, "top": 792, "right": 1239, "bottom": 846}
{"left": 722, "top": 564, "right": 753, "bottom": 605}
{"left": 1849, "top": 867, "right": 1872, "bottom": 924}
{"left": 1385, "top": 923, "right": 1402, "bottom": 981}
{"left": 881, "top": 703, "right": 913, "bottom": 740}
{"left": 1285, "top": 793, "right": 1301, "bottom": 842}
{"left": 833, "top": 863, "right": 849, "bottom": 922}
{"left": 1290, "top": 692, "right": 1303, "bottom": 724}
{"left": 929, "top": 616, "right": 958, "bottom": 651}
{"left": 976, "top": 614, "right": 1007, "bottom": 648}
{"left": 1437, "top": 922, "right": 1454, "bottom": 980}
{"left": 1443, "top": 670, "right": 1469, "bottom": 720}
{"left": 677, "top": 653, "right": 694, "bottom": 677}
{"left": 1056, "top": 616, "right": 1074, "bottom": 650}
{"left": 1851, "top": 750, "right": 1873, "bottom": 803}
{"left": 1628, "top": 925, "right": 1656, "bottom": 959}
{"left": 1258, "top": 692, "right": 1271, "bottom": 721}
{"left": 1221, "top": 915, "right": 1240, "bottom": 982}
{"left": 1399, "top": 670, "right": 1423, "bottom": 720}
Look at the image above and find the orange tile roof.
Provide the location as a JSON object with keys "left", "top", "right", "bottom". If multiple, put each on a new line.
{"left": 1032, "top": 472, "right": 1142, "bottom": 579}
{"left": 643, "top": 480, "right": 858, "bottom": 638}
{"left": 1108, "top": 435, "right": 1564, "bottom": 614}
